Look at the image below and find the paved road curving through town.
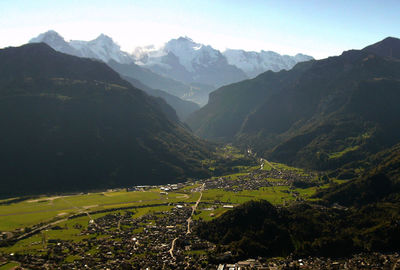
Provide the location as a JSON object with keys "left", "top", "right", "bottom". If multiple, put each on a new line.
{"left": 169, "top": 237, "right": 178, "bottom": 259}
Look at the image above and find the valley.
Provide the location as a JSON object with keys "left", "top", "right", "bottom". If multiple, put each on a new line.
{"left": 0, "top": 146, "right": 332, "bottom": 269}
{"left": 1, "top": 144, "right": 399, "bottom": 269}
{"left": 0, "top": 5, "right": 399, "bottom": 268}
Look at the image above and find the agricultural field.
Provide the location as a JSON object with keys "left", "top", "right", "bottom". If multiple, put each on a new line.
{"left": 0, "top": 187, "right": 199, "bottom": 232}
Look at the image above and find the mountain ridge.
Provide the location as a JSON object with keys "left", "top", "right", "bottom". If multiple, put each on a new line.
{"left": 29, "top": 31, "right": 213, "bottom": 106}
{"left": 187, "top": 37, "right": 400, "bottom": 172}
{"left": 133, "top": 36, "right": 248, "bottom": 88}
{"left": 223, "top": 49, "right": 313, "bottom": 78}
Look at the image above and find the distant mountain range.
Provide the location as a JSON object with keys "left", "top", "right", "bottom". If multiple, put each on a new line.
{"left": 30, "top": 31, "right": 313, "bottom": 106}
{"left": 133, "top": 36, "right": 313, "bottom": 86}
{"left": 0, "top": 43, "right": 212, "bottom": 196}
{"left": 187, "top": 37, "right": 400, "bottom": 174}
{"left": 133, "top": 37, "right": 247, "bottom": 88}
{"left": 223, "top": 49, "right": 313, "bottom": 78}
{"left": 30, "top": 31, "right": 201, "bottom": 118}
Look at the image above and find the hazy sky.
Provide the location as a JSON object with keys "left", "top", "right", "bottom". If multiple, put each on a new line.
{"left": 1, "top": 0, "right": 399, "bottom": 59}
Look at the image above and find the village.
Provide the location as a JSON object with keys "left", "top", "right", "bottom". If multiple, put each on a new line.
{"left": 1, "top": 161, "right": 394, "bottom": 269}
{"left": 1, "top": 205, "right": 213, "bottom": 269}
{"left": 204, "top": 164, "right": 317, "bottom": 192}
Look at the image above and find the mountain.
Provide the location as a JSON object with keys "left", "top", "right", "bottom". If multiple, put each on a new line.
{"left": 29, "top": 30, "right": 80, "bottom": 56}
{"left": 70, "top": 34, "right": 134, "bottom": 64}
{"left": 120, "top": 74, "right": 200, "bottom": 121}
{"left": 133, "top": 37, "right": 248, "bottom": 88}
{"left": 187, "top": 37, "right": 400, "bottom": 171}
{"left": 30, "top": 30, "right": 134, "bottom": 64}
{"left": 363, "top": 36, "right": 400, "bottom": 59}
{"left": 0, "top": 43, "right": 212, "bottom": 197}
{"left": 223, "top": 49, "right": 313, "bottom": 78}
{"left": 29, "top": 31, "right": 213, "bottom": 105}
{"left": 316, "top": 143, "right": 400, "bottom": 206}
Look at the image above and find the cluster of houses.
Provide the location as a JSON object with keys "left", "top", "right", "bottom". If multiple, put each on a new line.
{"left": 204, "top": 166, "right": 316, "bottom": 194}
{"left": 3, "top": 250, "right": 400, "bottom": 269}
{"left": 2, "top": 204, "right": 214, "bottom": 269}
{"left": 217, "top": 252, "right": 400, "bottom": 269}
{"left": 126, "top": 183, "right": 184, "bottom": 193}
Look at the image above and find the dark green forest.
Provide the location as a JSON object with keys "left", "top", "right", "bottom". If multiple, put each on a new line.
{"left": 196, "top": 199, "right": 400, "bottom": 262}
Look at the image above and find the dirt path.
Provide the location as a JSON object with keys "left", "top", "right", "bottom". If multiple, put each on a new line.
{"left": 27, "top": 196, "right": 67, "bottom": 203}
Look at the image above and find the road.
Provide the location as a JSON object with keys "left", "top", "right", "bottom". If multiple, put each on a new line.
{"left": 16, "top": 216, "right": 69, "bottom": 241}
{"left": 169, "top": 237, "right": 178, "bottom": 260}
{"left": 186, "top": 183, "right": 205, "bottom": 235}
{"left": 169, "top": 183, "right": 205, "bottom": 259}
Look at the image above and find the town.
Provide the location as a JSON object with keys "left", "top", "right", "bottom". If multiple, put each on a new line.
{"left": 1, "top": 160, "right": 396, "bottom": 269}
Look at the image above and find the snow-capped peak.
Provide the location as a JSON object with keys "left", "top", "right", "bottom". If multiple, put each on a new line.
{"left": 30, "top": 30, "right": 134, "bottom": 64}
{"left": 29, "top": 30, "right": 80, "bottom": 56}
{"left": 223, "top": 48, "right": 313, "bottom": 78}
{"left": 30, "top": 30, "right": 64, "bottom": 43}
{"left": 90, "top": 34, "right": 115, "bottom": 46}
{"left": 88, "top": 34, "right": 132, "bottom": 64}
{"left": 161, "top": 36, "right": 220, "bottom": 72}
{"left": 131, "top": 36, "right": 247, "bottom": 88}
{"left": 176, "top": 36, "right": 194, "bottom": 43}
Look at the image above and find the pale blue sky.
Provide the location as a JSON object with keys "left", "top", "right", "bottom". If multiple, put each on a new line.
{"left": 0, "top": 0, "right": 398, "bottom": 59}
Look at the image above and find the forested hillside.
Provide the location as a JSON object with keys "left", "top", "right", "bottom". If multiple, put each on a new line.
{"left": 0, "top": 43, "right": 212, "bottom": 197}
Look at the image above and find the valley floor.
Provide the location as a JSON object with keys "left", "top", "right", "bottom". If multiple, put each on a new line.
{"left": 0, "top": 148, "right": 388, "bottom": 269}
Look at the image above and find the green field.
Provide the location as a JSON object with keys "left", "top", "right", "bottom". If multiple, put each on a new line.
{"left": 329, "top": 145, "right": 360, "bottom": 159}
{"left": 0, "top": 204, "right": 176, "bottom": 256}
{"left": 0, "top": 188, "right": 198, "bottom": 231}
{"left": 0, "top": 262, "right": 20, "bottom": 270}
